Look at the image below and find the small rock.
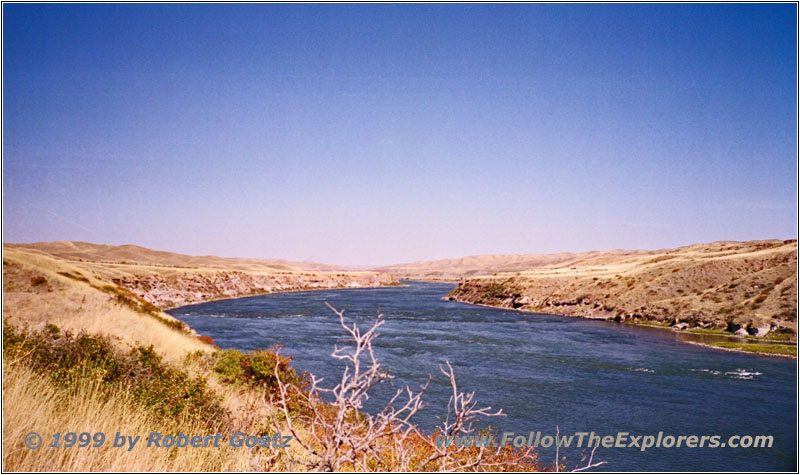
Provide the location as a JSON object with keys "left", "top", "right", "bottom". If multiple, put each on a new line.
{"left": 749, "top": 325, "right": 771, "bottom": 337}
{"left": 673, "top": 322, "right": 689, "bottom": 330}
{"left": 734, "top": 328, "right": 749, "bottom": 337}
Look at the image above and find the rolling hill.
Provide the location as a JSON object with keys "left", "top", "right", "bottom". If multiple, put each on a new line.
{"left": 436, "top": 240, "right": 797, "bottom": 337}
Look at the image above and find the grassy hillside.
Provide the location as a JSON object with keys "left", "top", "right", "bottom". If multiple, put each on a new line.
{"left": 5, "top": 243, "right": 398, "bottom": 309}
{"left": 7, "top": 241, "right": 347, "bottom": 271}
{"left": 445, "top": 240, "right": 797, "bottom": 340}
{"left": 2, "top": 246, "right": 277, "bottom": 470}
{"left": 3, "top": 247, "right": 208, "bottom": 362}
{"left": 374, "top": 251, "right": 594, "bottom": 281}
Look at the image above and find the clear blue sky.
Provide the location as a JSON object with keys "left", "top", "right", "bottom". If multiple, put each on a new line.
{"left": 3, "top": 4, "right": 797, "bottom": 265}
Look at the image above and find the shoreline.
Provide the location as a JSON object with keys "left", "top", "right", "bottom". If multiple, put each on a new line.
{"left": 447, "top": 295, "right": 797, "bottom": 358}
{"left": 162, "top": 280, "right": 405, "bottom": 311}
{"left": 685, "top": 341, "right": 797, "bottom": 359}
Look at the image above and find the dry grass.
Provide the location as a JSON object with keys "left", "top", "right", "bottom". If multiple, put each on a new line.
{"left": 388, "top": 239, "right": 795, "bottom": 281}
{"left": 2, "top": 363, "right": 263, "bottom": 472}
{"left": 6, "top": 240, "right": 322, "bottom": 272}
{"left": 3, "top": 247, "right": 209, "bottom": 362}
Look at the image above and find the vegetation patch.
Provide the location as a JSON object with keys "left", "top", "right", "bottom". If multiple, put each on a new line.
{"left": 95, "top": 284, "right": 188, "bottom": 332}
{"left": 687, "top": 328, "right": 732, "bottom": 336}
{"left": 3, "top": 322, "right": 228, "bottom": 425}
{"left": 57, "top": 271, "right": 90, "bottom": 283}
{"left": 206, "top": 348, "right": 304, "bottom": 391}
{"left": 705, "top": 341, "right": 796, "bottom": 357}
{"left": 636, "top": 321, "right": 671, "bottom": 327}
{"left": 747, "top": 332, "right": 795, "bottom": 342}
{"left": 197, "top": 335, "right": 216, "bottom": 346}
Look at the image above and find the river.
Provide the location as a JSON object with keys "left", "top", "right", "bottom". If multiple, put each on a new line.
{"left": 167, "top": 281, "right": 796, "bottom": 471}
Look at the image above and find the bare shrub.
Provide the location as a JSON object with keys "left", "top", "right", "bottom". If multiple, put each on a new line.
{"left": 265, "top": 304, "right": 606, "bottom": 472}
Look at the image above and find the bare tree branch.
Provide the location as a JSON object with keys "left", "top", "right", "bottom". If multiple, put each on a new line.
{"left": 262, "top": 303, "right": 606, "bottom": 472}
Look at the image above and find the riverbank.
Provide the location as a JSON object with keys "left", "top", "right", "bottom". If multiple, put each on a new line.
{"left": 445, "top": 291, "right": 797, "bottom": 357}
{"left": 159, "top": 279, "right": 406, "bottom": 311}
{"left": 113, "top": 269, "right": 399, "bottom": 310}
{"left": 446, "top": 294, "right": 797, "bottom": 358}
{"left": 685, "top": 341, "right": 797, "bottom": 358}
{"left": 1, "top": 255, "right": 541, "bottom": 472}
{"left": 445, "top": 240, "right": 796, "bottom": 347}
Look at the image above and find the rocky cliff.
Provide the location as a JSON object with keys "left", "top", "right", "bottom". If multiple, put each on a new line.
{"left": 113, "top": 270, "right": 398, "bottom": 309}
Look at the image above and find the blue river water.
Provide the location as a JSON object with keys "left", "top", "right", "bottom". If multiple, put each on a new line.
{"left": 167, "top": 281, "right": 797, "bottom": 471}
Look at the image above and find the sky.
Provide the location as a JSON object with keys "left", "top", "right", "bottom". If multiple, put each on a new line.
{"left": 3, "top": 4, "right": 797, "bottom": 266}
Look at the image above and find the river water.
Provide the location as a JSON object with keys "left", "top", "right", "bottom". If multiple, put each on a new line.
{"left": 168, "top": 281, "right": 796, "bottom": 471}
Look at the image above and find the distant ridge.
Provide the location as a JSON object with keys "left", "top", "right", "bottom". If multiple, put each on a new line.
{"left": 373, "top": 240, "right": 797, "bottom": 281}
{"left": 5, "top": 241, "right": 348, "bottom": 272}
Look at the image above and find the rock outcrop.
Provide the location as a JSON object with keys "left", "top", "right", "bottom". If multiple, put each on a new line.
{"left": 113, "top": 270, "right": 398, "bottom": 309}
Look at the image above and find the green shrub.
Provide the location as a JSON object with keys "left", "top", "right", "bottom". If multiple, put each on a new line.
{"left": 250, "top": 350, "right": 298, "bottom": 388}
{"left": 3, "top": 322, "right": 227, "bottom": 427}
{"left": 212, "top": 347, "right": 303, "bottom": 391}
{"left": 213, "top": 349, "right": 247, "bottom": 384}
{"left": 30, "top": 276, "right": 47, "bottom": 287}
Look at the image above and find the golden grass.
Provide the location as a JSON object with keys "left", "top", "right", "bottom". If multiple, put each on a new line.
{"left": 382, "top": 239, "right": 796, "bottom": 280}
{"left": 1, "top": 245, "right": 380, "bottom": 471}
{"left": 3, "top": 248, "right": 209, "bottom": 362}
{"left": 1, "top": 363, "right": 270, "bottom": 472}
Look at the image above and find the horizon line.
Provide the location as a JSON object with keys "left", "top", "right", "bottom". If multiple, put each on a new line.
{"left": 4, "top": 236, "right": 797, "bottom": 269}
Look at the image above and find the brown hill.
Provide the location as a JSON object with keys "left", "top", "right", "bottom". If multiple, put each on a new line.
{"left": 374, "top": 249, "right": 653, "bottom": 280}
{"left": 444, "top": 239, "right": 797, "bottom": 338}
{"left": 6, "top": 241, "right": 346, "bottom": 272}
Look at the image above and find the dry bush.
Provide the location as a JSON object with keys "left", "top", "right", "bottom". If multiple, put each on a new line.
{"left": 267, "top": 304, "right": 606, "bottom": 472}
